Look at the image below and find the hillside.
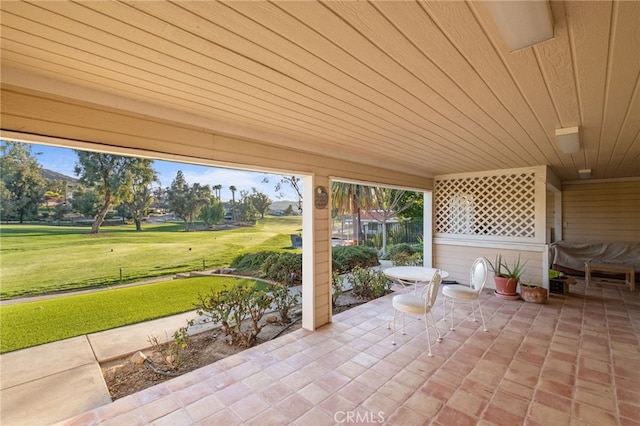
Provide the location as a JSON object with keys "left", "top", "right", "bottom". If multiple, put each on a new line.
{"left": 269, "top": 200, "right": 300, "bottom": 214}
{"left": 41, "top": 169, "right": 79, "bottom": 185}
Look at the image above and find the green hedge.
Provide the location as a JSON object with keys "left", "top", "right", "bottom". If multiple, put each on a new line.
{"left": 231, "top": 245, "right": 380, "bottom": 284}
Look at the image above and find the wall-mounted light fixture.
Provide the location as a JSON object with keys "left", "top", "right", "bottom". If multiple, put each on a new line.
{"left": 486, "top": 1, "right": 554, "bottom": 52}
{"left": 555, "top": 126, "right": 580, "bottom": 154}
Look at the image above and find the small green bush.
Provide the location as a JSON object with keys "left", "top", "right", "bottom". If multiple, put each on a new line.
{"left": 269, "top": 282, "right": 300, "bottom": 324}
{"left": 348, "top": 266, "right": 391, "bottom": 300}
{"left": 332, "top": 245, "right": 379, "bottom": 274}
{"left": 231, "top": 251, "right": 303, "bottom": 285}
{"left": 260, "top": 252, "right": 302, "bottom": 285}
{"left": 230, "top": 251, "right": 274, "bottom": 271}
{"left": 332, "top": 271, "right": 345, "bottom": 308}
{"left": 195, "top": 282, "right": 273, "bottom": 348}
{"left": 388, "top": 243, "right": 423, "bottom": 266}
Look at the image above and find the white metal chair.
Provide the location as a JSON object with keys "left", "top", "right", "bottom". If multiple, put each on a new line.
{"left": 442, "top": 257, "right": 488, "bottom": 332}
{"left": 388, "top": 270, "right": 442, "bottom": 356}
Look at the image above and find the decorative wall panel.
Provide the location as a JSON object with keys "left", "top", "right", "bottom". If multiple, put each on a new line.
{"left": 435, "top": 171, "right": 536, "bottom": 239}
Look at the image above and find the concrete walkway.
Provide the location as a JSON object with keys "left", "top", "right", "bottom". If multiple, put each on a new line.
{"left": 0, "top": 310, "right": 207, "bottom": 426}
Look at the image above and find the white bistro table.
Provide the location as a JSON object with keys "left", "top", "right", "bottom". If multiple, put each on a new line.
{"left": 384, "top": 266, "right": 449, "bottom": 293}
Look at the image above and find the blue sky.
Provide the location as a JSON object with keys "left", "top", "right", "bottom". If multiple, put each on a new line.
{"left": 30, "top": 143, "right": 299, "bottom": 202}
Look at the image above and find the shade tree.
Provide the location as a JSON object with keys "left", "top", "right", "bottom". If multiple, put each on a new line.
{"left": 167, "top": 171, "right": 212, "bottom": 231}
{"left": 0, "top": 141, "right": 46, "bottom": 223}
{"left": 74, "top": 151, "right": 154, "bottom": 234}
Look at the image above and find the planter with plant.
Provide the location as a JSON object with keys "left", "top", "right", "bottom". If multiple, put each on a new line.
{"left": 519, "top": 282, "right": 547, "bottom": 304}
{"left": 487, "top": 254, "right": 527, "bottom": 300}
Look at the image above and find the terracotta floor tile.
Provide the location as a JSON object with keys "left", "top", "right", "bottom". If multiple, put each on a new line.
{"left": 351, "top": 351, "right": 380, "bottom": 369}
{"left": 335, "top": 359, "right": 368, "bottom": 379}
{"left": 527, "top": 401, "right": 571, "bottom": 426}
{"left": 338, "top": 380, "right": 375, "bottom": 405}
{"left": 497, "top": 379, "right": 535, "bottom": 400}
{"left": 355, "top": 369, "right": 388, "bottom": 390}
{"left": 369, "top": 358, "right": 402, "bottom": 378}
{"left": 533, "top": 389, "right": 572, "bottom": 413}
{"left": 174, "top": 384, "right": 213, "bottom": 409}
{"left": 619, "top": 402, "right": 640, "bottom": 422}
{"left": 385, "top": 406, "right": 429, "bottom": 425}
{"left": 435, "top": 405, "right": 478, "bottom": 426}
{"left": 489, "top": 390, "right": 530, "bottom": 417}
{"left": 102, "top": 408, "right": 147, "bottom": 426}
{"left": 296, "top": 382, "right": 331, "bottom": 405}
{"left": 258, "top": 382, "right": 294, "bottom": 406}
{"left": 293, "top": 407, "right": 335, "bottom": 425}
{"left": 54, "top": 280, "right": 639, "bottom": 426}
{"left": 403, "top": 392, "right": 442, "bottom": 417}
{"left": 419, "top": 379, "right": 455, "bottom": 402}
{"left": 184, "top": 394, "right": 224, "bottom": 423}
{"left": 572, "top": 402, "right": 618, "bottom": 425}
{"left": 376, "top": 380, "right": 414, "bottom": 403}
{"left": 318, "top": 394, "right": 357, "bottom": 417}
{"left": 275, "top": 393, "right": 314, "bottom": 420}
{"left": 445, "top": 389, "right": 487, "bottom": 418}
{"left": 230, "top": 393, "right": 269, "bottom": 422}
{"left": 242, "top": 371, "right": 277, "bottom": 392}
{"left": 315, "top": 370, "right": 351, "bottom": 392}
{"left": 140, "top": 395, "right": 180, "bottom": 422}
{"left": 574, "top": 387, "right": 616, "bottom": 412}
{"left": 197, "top": 408, "right": 243, "bottom": 426}
{"left": 149, "top": 408, "right": 191, "bottom": 426}
{"left": 215, "top": 381, "right": 252, "bottom": 406}
{"left": 391, "top": 368, "right": 429, "bottom": 390}
{"left": 245, "top": 408, "right": 289, "bottom": 426}
{"left": 482, "top": 403, "right": 526, "bottom": 426}
{"left": 135, "top": 383, "right": 171, "bottom": 405}
{"left": 280, "top": 370, "right": 315, "bottom": 391}
{"left": 360, "top": 392, "right": 402, "bottom": 418}
{"left": 94, "top": 396, "right": 138, "bottom": 421}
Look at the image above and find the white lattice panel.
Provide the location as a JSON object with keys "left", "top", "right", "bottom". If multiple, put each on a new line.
{"left": 435, "top": 172, "right": 536, "bottom": 238}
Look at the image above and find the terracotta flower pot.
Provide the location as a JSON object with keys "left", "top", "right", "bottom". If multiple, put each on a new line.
{"left": 520, "top": 285, "right": 547, "bottom": 303}
{"left": 494, "top": 276, "right": 518, "bottom": 296}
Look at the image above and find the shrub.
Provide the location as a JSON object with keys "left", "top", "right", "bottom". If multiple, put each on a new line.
{"left": 147, "top": 326, "right": 190, "bottom": 371}
{"left": 388, "top": 243, "right": 423, "bottom": 266}
{"left": 231, "top": 251, "right": 303, "bottom": 286}
{"left": 269, "top": 282, "right": 300, "bottom": 324}
{"left": 332, "top": 271, "right": 345, "bottom": 308}
{"left": 195, "top": 282, "right": 273, "bottom": 347}
{"left": 332, "top": 245, "right": 379, "bottom": 274}
{"left": 230, "top": 251, "right": 274, "bottom": 271}
{"left": 348, "top": 266, "right": 391, "bottom": 300}
{"left": 260, "top": 252, "right": 302, "bottom": 285}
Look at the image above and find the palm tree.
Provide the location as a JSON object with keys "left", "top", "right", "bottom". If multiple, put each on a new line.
{"left": 229, "top": 185, "right": 237, "bottom": 221}
{"left": 213, "top": 184, "right": 222, "bottom": 200}
{"left": 332, "top": 182, "right": 369, "bottom": 244}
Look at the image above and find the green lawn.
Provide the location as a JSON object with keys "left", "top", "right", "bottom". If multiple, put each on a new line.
{"left": 0, "top": 216, "right": 301, "bottom": 299}
{"left": 0, "top": 276, "right": 267, "bottom": 353}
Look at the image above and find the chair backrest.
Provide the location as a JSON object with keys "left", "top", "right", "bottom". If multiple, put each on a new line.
{"left": 469, "top": 257, "right": 488, "bottom": 292}
{"left": 425, "top": 270, "right": 442, "bottom": 309}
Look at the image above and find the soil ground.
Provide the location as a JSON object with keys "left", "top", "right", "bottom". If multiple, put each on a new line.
{"left": 101, "top": 291, "right": 365, "bottom": 400}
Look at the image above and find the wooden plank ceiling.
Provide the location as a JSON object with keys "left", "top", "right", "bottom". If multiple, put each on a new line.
{"left": 1, "top": 1, "right": 638, "bottom": 181}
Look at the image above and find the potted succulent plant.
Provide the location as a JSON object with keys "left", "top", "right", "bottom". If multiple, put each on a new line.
{"left": 520, "top": 282, "right": 547, "bottom": 304}
{"left": 487, "top": 254, "right": 527, "bottom": 300}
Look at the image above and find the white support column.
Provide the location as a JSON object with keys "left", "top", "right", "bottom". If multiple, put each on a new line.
{"left": 301, "top": 175, "right": 315, "bottom": 330}
{"left": 423, "top": 191, "right": 433, "bottom": 268}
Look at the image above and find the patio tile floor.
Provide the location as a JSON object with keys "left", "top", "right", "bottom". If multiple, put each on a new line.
{"left": 58, "top": 280, "right": 639, "bottom": 425}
